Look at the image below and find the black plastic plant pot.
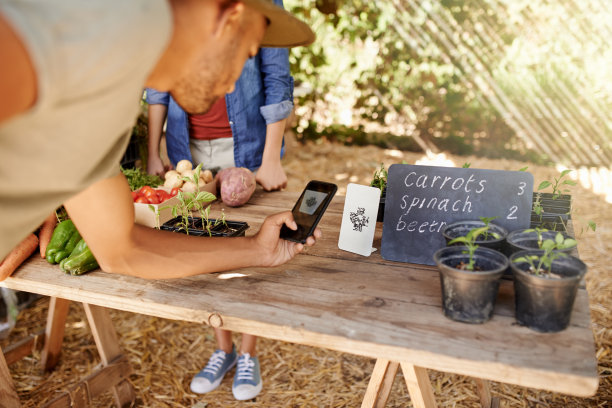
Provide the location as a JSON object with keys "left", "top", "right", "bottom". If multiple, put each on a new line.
{"left": 529, "top": 214, "right": 568, "bottom": 232}
{"left": 509, "top": 250, "right": 586, "bottom": 333}
{"left": 442, "top": 220, "right": 508, "bottom": 252}
{"left": 533, "top": 192, "right": 572, "bottom": 204}
{"left": 433, "top": 246, "right": 509, "bottom": 324}
{"left": 161, "top": 216, "right": 249, "bottom": 237}
{"left": 505, "top": 229, "right": 576, "bottom": 256}
{"left": 532, "top": 192, "right": 572, "bottom": 216}
{"left": 376, "top": 188, "right": 386, "bottom": 222}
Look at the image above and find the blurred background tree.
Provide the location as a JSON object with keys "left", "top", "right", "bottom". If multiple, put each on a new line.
{"left": 285, "top": 0, "right": 612, "bottom": 168}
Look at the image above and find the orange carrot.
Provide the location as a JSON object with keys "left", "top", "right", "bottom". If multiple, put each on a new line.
{"left": 0, "top": 234, "right": 39, "bottom": 281}
{"left": 38, "top": 212, "right": 57, "bottom": 258}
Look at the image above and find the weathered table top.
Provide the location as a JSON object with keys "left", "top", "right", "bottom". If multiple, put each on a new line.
{"left": 1, "top": 189, "right": 599, "bottom": 397}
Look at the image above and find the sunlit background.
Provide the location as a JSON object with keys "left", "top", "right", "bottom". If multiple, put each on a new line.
{"left": 286, "top": 0, "right": 612, "bottom": 202}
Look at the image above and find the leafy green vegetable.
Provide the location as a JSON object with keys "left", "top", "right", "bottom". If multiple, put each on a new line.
{"left": 370, "top": 163, "right": 388, "bottom": 194}
{"left": 121, "top": 166, "right": 163, "bottom": 191}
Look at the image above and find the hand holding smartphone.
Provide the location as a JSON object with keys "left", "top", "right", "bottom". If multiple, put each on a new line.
{"left": 280, "top": 180, "right": 338, "bottom": 244}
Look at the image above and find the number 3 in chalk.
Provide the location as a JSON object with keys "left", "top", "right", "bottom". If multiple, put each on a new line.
{"left": 517, "top": 182, "right": 526, "bottom": 195}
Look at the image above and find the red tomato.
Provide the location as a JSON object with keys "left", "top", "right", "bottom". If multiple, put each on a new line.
{"left": 141, "top": 186, "right": 155, "bottom": 196}
{"left": 147, "top": 194, "right": 160, "bottom": 204}
{"left": 170, "top": 187, "right": 179, "bottom": 197}
{"left": 134, "top": 196, "right": 148, "bottom": 204}
{"left": 131, "top": 191, "right": 139, "bottom": 201}
{"left": 157, "top": 190, "right": 171, "bottom": 202}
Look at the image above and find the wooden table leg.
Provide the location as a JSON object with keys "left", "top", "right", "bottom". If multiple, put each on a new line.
{"left": 83, "top": 303, "right": 135, "bottom": 408}
{"left": 0, "top": 347, "right": 21, "bottom": 408}
{"left": 361, "top": 359, "right": 399, "bottom": 408}
{"left": 400, "top": 363, "right": 437, "bottom": 408}
{"left": 40, "top": 297, "right": 70, "bottom": 371}
{"left": 474, "top": 378, "right": 500, "bottom": 408}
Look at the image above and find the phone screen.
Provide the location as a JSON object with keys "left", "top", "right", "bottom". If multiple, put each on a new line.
{"left": 280, "top": 181, "right": 338, "bottom": 243}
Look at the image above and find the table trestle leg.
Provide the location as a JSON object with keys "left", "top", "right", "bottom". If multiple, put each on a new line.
{"left": 41, "top": 297, "right": 70, "bottom": 371}
{"left": 361, "top": 359, "right": 399, "bottom": 408}
{"left": 0, "top": 348, "right": 21, "bottom": 407}
{"left": 400, "top": 363, "right": 438, "bottom": 408}
{"left": 83, "top": 303, "right": 135, "bottom": 407}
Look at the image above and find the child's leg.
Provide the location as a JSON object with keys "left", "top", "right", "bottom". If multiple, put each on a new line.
{"left": 233, "top": 334, "right": 262, "bottom": 400}
{"left": 239, "top": 333, "right": 257, "bottom": 355}
{"left": 214, "top": 328, "right": 234, "bottom": 353}
{"left": 190, "top": 328, "right": 237, "bottom": 394}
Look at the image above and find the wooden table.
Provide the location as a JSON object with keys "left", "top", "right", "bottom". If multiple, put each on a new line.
{"left": 0, "top": 190, "right": 599, "bottom": 407}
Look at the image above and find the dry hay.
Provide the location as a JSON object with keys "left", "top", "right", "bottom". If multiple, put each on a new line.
{"left": 2, "top": 139, "right": 611, "bottom": 407}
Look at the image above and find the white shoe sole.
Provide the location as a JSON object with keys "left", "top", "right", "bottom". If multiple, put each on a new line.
{"left": 190, "top": 360, "right": 237, "bottom": 394}
{"left": 232, "top": 381, "right": 263, "bottom": 400}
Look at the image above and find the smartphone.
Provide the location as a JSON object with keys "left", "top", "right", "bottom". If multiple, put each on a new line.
{"left": 280, "top": 180, "right": 338, "bottom": 244}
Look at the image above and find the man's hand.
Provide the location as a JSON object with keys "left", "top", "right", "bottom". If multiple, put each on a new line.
{"left": 256, "top": 160, "right": 287, "bottom": 191}
{"left": 253, "top": 211, "right": 320, "bottom": 267}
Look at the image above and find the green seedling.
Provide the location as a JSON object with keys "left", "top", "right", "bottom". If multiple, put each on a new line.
{"left": 370, "top": 163, "right": 388, "bottom": 195}
{"left": 448, "top": 226, "right": 490, "bottom": 271}
{"left": 462, "top": 162, "right": 471, "bottom": 168}
{"left": 478, "top": 216, "right": 501, "bottom": 240}
{"left": 157, "top": 163, "right": 216, "bottom": 235}
{"left": 537, "top": 169, "right": 577, "bottom": 199}
{"left": 532, "top": 194, "right": 543, "bottom": 216}
{"left": 513, "top": 232, "right": 577, "bottom": 276}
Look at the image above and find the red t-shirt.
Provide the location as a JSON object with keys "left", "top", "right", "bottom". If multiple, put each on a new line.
{"left": 188, "top": 97, "right": 233, "bottom": 140}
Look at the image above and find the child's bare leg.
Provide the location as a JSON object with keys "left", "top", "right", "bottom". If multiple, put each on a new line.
{"left": 239, "top": 333, "right": 257, "bottom": 356}
{"left": 214, "top": 328, "right": 233, "bottom": 353}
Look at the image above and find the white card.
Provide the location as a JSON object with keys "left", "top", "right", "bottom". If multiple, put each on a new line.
{"left": 338, "top": 183, "right": 381, "bottom": 256}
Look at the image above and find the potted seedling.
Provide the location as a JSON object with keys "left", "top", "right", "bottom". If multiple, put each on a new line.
{"left": 510, "top": 232, "right": 586, "bottom": 332}
{"left": 370, "top": 163, "right": 387, "bottom": 222}
{"left": 505, "top": 227, "right": 577, "bottom": 257}
{"left": 442, "top": 216, "right": 508, "bottom": 252}
{"left": 158, "top": 164, "right": 249, "bottom": 237}
{"left": 531, "top": 169, "right": 575, "bottom": 223}
{"left": 433, "top": 225, "right": 509, "bottom": 324}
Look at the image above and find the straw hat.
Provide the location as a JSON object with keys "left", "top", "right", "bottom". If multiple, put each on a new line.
{"left": 242, "top": 0, "right": 315, "bottom": 47}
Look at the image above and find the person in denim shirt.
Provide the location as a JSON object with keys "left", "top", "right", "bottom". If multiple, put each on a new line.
{"left": 145, "top": 4, "right": 292, "bottom": 400}
{"left": 145, "top": 40, "right": 293, "bottom": 191}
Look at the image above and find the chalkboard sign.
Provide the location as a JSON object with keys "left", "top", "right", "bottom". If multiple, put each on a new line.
{"left": 381, "top": 164, "right": 534, "bottom": 265}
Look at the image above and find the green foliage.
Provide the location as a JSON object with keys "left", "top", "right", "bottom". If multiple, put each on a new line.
{"left": 285, "top": 1, "right": 610, "bottom": 165}
{"left": 448, "top": 226, "right": 490, "bottom": 271}
{"left": 121, "top": 166, "right": 163, "bottom": 191}
{"left": 370, "top": 163, "right": 388, "bottom": 193}
{"left": 286, "top": 0, "right": 534, "bottom": 161}
{"left": 478, "top": 216, "right": 501, "bottom": 240}
{"left": 537, "top": 169, "right": 577, "bottom": 199}
{"left": 160, "top": 164, "right": 217, "bottom": 235}
{"left": 513, "top": 231, "right": 577, "bottom": 276}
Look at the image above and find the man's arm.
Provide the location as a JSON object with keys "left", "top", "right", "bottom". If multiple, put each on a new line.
{"left": 256, "top": 118, "right": 288, "bottom": 191}
{"left": 63, "top": 173, "right": 317, "bottom": 279}
{"left": 0, "top": 13, "right": 37, "bottom": 124}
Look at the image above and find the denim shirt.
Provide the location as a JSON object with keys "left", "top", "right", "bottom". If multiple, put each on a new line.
{"left": 146, "top": 23, "right": 293, "bottom": 170}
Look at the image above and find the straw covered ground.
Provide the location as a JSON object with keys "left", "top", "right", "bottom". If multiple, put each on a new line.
{"left": 2, "top": 137, "right": 611, "bottom": 407}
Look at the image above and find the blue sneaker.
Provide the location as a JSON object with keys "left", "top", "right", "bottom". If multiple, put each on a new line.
{"left": 232, "top": 353, "right": 263, "bottom": 400}
{"left": 190, "top": 345, "right": 237, "bottom": 394}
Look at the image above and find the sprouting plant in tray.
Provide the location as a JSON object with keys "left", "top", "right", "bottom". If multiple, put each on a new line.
{"left": 370, "top": 163, "right": 388, "bottom": 195}
{"left": 512, "top": 232, "right": 577, "bottom": 277}
{"left": 532, "top": 194, "right": 543, "bottom": 217}
{"left": 448, "top": 226, "right": 490, "bottom": 271}
{"left": 537, "top": 169, "right": 577, "bottom": 199}
{"left": 161, "top": 164, "right": 216, "bottom": 235}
